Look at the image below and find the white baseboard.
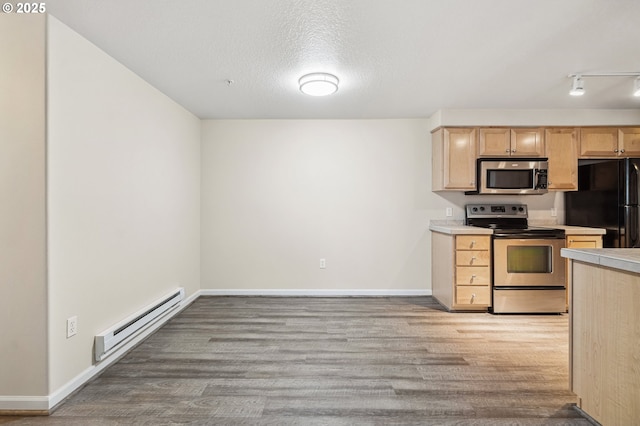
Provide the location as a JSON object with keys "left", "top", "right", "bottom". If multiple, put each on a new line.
{"left": 0, "top": 396, "right": 49, "bottom": 411}
{"left": 0, "top": 290, "right": 201, "bottom": 413}
{"left": 200, "top": 289, "right": 432, "bottom": 296}
{"left": 1, "top": 288, "right": 432, "bottom": 412}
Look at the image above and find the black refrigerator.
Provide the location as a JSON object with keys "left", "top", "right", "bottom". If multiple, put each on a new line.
{"left": 565, "top": 158, "right": 640, "bottom": 248}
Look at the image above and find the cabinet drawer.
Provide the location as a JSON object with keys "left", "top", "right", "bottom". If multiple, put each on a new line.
{"left": 456, "top": 235, "right": 490, "bottom": 250}
{"left": 456, "top": 250, "right": 490, "bottom": 266}
{"left": 456, "top": 286, "right": 490, "bottom": 305}
{"left": 567, "top": 235, "right": 603, "bottom": 248}
{"left": 456, "top": 266, "right": 490, "bottom": 285}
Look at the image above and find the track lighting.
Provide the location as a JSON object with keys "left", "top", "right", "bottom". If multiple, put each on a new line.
{"left": 569, "top": 75, "right": 584, "bottom": 96}
{"left": 568, "top": 72, "right": 640, "bottom": 97}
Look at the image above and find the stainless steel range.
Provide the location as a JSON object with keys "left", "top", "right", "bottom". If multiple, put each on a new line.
{"left": 465, "top": 203, "right": 566, "bottom": 314}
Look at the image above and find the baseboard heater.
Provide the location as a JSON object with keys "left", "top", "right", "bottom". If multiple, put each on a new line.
{"left": 94, "top": 287, "right": 184, "bottom": 362}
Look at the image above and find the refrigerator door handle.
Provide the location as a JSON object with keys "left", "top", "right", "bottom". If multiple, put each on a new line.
{"left": 625, "top": 206, "right": 640, "bottom": 248}
{"left": 632, "top": 161, "right": 640, "bottom": 206}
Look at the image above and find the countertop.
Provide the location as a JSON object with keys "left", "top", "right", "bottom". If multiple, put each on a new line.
{"left": 429, "top": 221, "right": 605, "bottom": 236}
{"left": 561, "top": 248, "right": 640, "bottom": 274}
{"left": 553, "top": 225, "right": 606, "bottom": 235}
{"left": 428, "top": 221, "right": 492, "bottom": 235}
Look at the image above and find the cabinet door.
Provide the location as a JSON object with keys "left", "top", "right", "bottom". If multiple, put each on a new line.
{"left": 579, "top": 128, "right": 619, "bottom": 157}
{"left": 442, "top": 128, "right": 477, "bottom": 190}
{"left": 511, "top": 128, "right": 544, "bottom": 157}
{"left": 619, "top": 128, "right": 640, "bottom": 157}
{"left": 478, "top": 128, "right": 510, "bottom": 157}
{"left": 545, "top": 128, "right": 578, "bottom": 190}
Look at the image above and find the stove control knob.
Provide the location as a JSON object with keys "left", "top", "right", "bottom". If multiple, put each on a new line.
{"left": 511, "top": 206, "right": 517, "bottom": 211}
{"left": 479, "top": 206, "right": 485, "bottom": 211}
{"left": 518, "top": 207, "right": 524, "bottom": 212}
{"left": 472, "top": 207, "right": 478, "bottom": 212}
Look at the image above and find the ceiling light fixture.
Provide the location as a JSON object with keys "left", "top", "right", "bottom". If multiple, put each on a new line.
{"left": 634, "top": 77, "right": 640, "bottom": 97}
{"left": 569, "top": 75, "right": 585, "bottom": 96}
{"left": 568, "top": 72, "right": 640, "bottom": 97}
{"left": 299, "top": 73, "right": 339, "bottom": 96}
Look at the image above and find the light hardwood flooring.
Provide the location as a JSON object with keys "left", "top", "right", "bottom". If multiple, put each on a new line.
{"left": 4, "top": 296, "right": 590, "bottom": 425}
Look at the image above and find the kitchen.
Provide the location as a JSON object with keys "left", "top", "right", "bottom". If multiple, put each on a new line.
{"left": 2, "top": 1, "right": 640, "bottom": 424}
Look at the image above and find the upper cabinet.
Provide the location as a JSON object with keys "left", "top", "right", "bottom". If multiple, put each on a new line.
{"left": 431, "top": 125, "right": 639, "bottom": 193}
{"left": 619, "top": 128, "right": 640, "bottom": 156}
{"left": 545, "top": 128, "right": 578, "bottom": 191}
{"left": 579, "top": 127, "right": 640, "bottom": 158}
{"left": 432, "top": 127, "right": 477, "bottom": 191}
{"left": 478, "top": 128, "right": 544, "bottom": 157}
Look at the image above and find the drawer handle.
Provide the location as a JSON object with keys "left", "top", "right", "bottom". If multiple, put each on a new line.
{"left": 470, "top": 274, "right": 476, "bottom": 283}
{"left": 471, "top": 293, "right": 476, "bottom": 303}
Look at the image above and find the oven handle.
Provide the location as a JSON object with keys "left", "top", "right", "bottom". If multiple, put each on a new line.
{"left": 492, "top": 234, "right": 565, "bottom": 239}
{"left": 493, "top": 286, "right": 566, "bottom": 290}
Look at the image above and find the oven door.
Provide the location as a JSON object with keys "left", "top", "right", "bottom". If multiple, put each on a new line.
{"left": 493, "top": 238, "right": 565, "bottom": 287}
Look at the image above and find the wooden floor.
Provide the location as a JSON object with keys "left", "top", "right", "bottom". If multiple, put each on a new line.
{"left": 5, "top": 296, "right": 590, "bottom": 425}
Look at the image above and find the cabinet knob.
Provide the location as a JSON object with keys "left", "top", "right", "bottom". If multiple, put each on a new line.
{"left": 505, "top": 149, "right": 510, "bottom": 153}
{"left": 614, "top": 149, "right": 619, "bottom": 153}
{"left": 621, "top": 149, "right": 626, "bottom": 153}
{"left": 512, "top": 149, "right": 516, "bottom": 153}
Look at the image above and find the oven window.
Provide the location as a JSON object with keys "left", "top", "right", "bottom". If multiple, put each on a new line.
{"left": 506, "top": 246, "right": 552, "bottom": 273}
{"left": 487, "top": 169, "right": 533, "bottom": 189}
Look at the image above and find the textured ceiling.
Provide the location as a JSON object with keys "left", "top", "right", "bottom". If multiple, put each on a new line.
{"left": 45, "top": 0, "right": 640, "bottom": 119}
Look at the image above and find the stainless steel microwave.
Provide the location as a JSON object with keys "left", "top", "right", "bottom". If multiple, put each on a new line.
{"left": 468, "top": 158, "right": 549, "bottom": 195}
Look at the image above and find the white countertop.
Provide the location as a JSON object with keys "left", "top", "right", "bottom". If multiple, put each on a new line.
{"left": 561, "top": 248, "right": 640, "bottom": 274}
{"left": 428, "top": 221, "right": 492, "bottom": 235}
{"left": 552, "top": 225, "right": 606, "bottom": 235}
{"left": 429, "top": 221, "right": 605, "bottom": 236}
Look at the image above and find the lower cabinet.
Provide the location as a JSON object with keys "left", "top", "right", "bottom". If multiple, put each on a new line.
{"left": 565, "top": 234, "right": 603, "bottom": 310}
{"left": 432, "top": 232, "right": 491, "bottom": 311}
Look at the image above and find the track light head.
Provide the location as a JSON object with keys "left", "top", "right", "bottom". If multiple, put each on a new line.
{"left": 569, "top": 75, "right": 585, "bottom": 96}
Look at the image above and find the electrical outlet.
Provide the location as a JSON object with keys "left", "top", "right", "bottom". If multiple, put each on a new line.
{"left": 67, "top": 316, "right": 78, "bottom": 338}
{"left": 319, "top": 258, "right": 326, "bottom": 269}
{"left": 445, "top": 207, "right": 453, "bottom": 217}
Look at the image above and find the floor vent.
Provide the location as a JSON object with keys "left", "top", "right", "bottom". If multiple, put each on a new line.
{"left": 94, "top": 288, "right": 184, "bottom": 362}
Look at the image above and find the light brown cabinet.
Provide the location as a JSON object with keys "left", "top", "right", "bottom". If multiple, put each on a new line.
{"left": 545, "top": 128, "right": 578, "bottom": 191}
{"left": 579, "top": 127, "right": 640, "bottom": 157}
{"left": 564, "top": 234, "right": 603, "bottom": 310}
{"left": 478, "top": 128, "right": 544, "bottom": 157}
{"left": 432, "top": 128, "right": 477, "bottom": 191}
{"left": 566, "top": 235, "right": 603, "bottom": 249}
{"left": 431, "top": 125, "right": 640, "bottom": 193}
{"left": 432, "top": 232, "right": 491, "bottom": 311}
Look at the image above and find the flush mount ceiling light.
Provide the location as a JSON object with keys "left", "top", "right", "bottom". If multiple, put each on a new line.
{"left": 568, "top": 72, "right": 640, "bottom": 97}
{"left": 299, "top": 72, "right": 339, "bottom": 96}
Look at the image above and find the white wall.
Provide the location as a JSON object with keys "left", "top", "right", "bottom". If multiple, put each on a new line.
{"left": 201, "top": 119, "right": 432, "bottom": 293}
{"left": 47, "top": 16, "right": 201, "bottom": 393}
{"left": 0, "top": 14, "right": 48, "bottom": 398}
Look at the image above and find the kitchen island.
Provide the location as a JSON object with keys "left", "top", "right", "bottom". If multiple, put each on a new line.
{"left": 561, "top": 248, "right": 640, "bottom": 426}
